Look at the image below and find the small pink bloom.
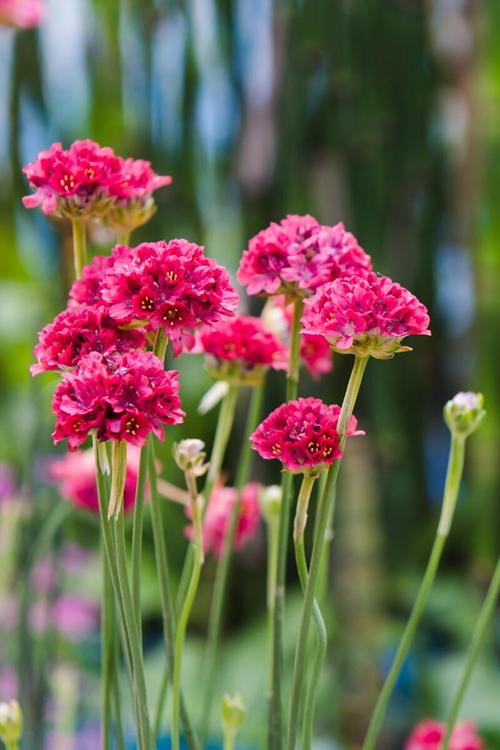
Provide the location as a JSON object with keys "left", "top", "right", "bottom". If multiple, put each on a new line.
{"left": 302, "top": 271, "right": 431, "bottom": 359}
{"left": 69, "top": 249, "right": 130, "bottom": 307}
{"left": 31, "top": 557, "right": 56, "bottom": 594}
{"left": 251, "top": 397, "right": 362, "bottom": 473}
{"left": 405, "top": 720, "right": 483, "bottom": 750}
{"left": 52, "top": 350, "right": 184, "bottom": 450}
{"left": 0, "top": 0, "right": 43, "bottom": 28}
{"left": 52, "top": 596, "right": 99, "bottom": 641}
{"left": 0, "top": 666, "right": 18, "bottom": 701}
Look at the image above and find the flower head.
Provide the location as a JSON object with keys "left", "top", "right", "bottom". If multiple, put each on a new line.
{"left": 69, "top": 249, "right": 131, "bottom": 307}
{"left": 444, "top": 392, "right": 486, "bottom": 439}
{"left": 173, "top": 439, "right": 208, "bottom": 477}
{"left": 0, "top": 0, "right": 43, "bottom": 28}
{"left": 32, "top": 304, "right": 146, "bottom": 375}
{"left": 0, "top": 700, "right": 22, "bottom": 747}
{"left": 302, "top": 271, "right": 431, "bottom": 359}
{"left": 198, "top": 315, "right": 287, "bottom": 385}
{"left": 237, "top": 214, "right": 371, "bottom": 297}
{"left": 251, "top": 397, "right": 362, "bottom": 474}
{"left": 405, "top": 720, "right": 483, "bottom": 750}
{"left": 52, "top": 350, "right": 184, "bottom": 450}
{"left": 100, "top": 240, "right": 239, "bottom": 352}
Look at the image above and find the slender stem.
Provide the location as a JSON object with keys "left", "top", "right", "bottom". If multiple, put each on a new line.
{"left": 287, "top": 355, "right": 368, "bottom": 750}
{"left": 199, "top": 383, "right": 265, "bottom": 742}
{"left": 131, "top": 442, "right": 149, "bottom": 632}
{"left": 112, "top": 634, "right": 125, "bottom": 750}
{"left": 266, "top": 508, "right": 280, "bottom": 696}
{"left": 440, "top": 556, "right": 500, "bottom": 750}
{"left": 361, "top": 435, "right": 466, "bottom": 750}
{"left": 172, "top": 474, "right": 204, "bottom": 750}
{"left": 153, "top": 662, "right": 169, "bottom": 740}
{"left": 102, "top": 546, "right": 114, "bottom": 750}
{"left": 269, "top": 296, "right": 304, "bottom": 750}
{"left": 71, "top": 220, "right": 87, "bottom": 279}
{"left": 117, "top": 232, "right": 131, "bottom": 245}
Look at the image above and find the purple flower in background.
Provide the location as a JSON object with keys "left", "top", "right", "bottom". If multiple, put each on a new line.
{"left": 0, "top": 464, "right": 15, "bottom": 502}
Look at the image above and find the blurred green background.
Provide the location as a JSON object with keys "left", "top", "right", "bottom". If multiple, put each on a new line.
{"left": 0, "top": 1, "right": 499, "bottom": 748}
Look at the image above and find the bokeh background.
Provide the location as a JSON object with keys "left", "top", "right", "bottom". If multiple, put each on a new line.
{"left": 0, "top": 1, "right": 499, "bottom": 748}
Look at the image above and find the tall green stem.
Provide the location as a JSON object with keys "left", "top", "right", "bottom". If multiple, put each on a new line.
{"left": 117, "top": 232, "right": 131, "bottom": 245}
{"left": 362, "top": 434, "right": 466, "bottom": 750}
{"left": 287, "top": 355, "right": 368, "bottom": 750}
{"left": 440, "top": 556, "right": 500, "bottom": 750}
{"left": 71, "top": 220, "right": 87, "bottom": 279}
{"left": 269, "top": 296, "right": 303, "bottom": 750}
{"left": 199, "top": 383, "right": 265, "bottom": 742}
{"left": 131, "top": 442, "right": 149, "bottom": 633}
{"left": 101, "top": 547, "right": 113, "bottom": 750}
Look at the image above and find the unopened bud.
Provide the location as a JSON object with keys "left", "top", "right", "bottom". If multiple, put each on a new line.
{"left": 221, "top": 693, "right": 245, "bottom": 738}
{"left": 0, "top": 700, "right": 22, "bottom": 746}
{"left": 173, "top": 439, "right": 208, "bottom": 477}
{"left": 444, "top": 392, "right": 486, "bottom": 439}
{"left": 259, "top": 485, "right": 282, "bottom": 525}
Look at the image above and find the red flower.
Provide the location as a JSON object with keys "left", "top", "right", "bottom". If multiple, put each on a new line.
{"left": 52, "top": 350, "right": 184, "bottom": 450}
{"left": 302, "top": 271, "right": 431, "bottom": 359}
{"left": 405, "top": 720, "right": 483, "bottom": 750}
{"left": 237, "top": 214, "right": 371, "bottom": 297}
{"left": 0, "top": 0, "right": 43, "bottom": 28}
{"left": 31, "top": 304, "right": 146, "bottom": 375}
{"left": 251, "top": 397, "right": 362, "bottom": 473}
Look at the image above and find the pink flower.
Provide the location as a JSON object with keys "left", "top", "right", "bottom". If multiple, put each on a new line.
{"left": 31, "top": 304, "right": 146, "bottom": 375}
{"left": 251, "top": 397, "right": 362, "bottom": 473}
{"left": 198, "top": 314, "right": 287, "bottom": 384}
{"left": 101, "top": 240, "right": 239, "bottom": 352}
{"left": 22, "top": 140, "right": 171, "bottom": 225}
{"left": 405, "top": 720, "right": 483, "bottom": 750}
{"left": 302, "top": 271, "right": 431, "bottom": 359}
{"left": 0, "top": 0, "right": 43, "bottom": 28}
{"left": 52, "top": 350, "right": 184, "bottom": 450}
{"left": 69, "top": 250, "right": 129, "bottom": 307}
{"left": 237, "top": 214, "right": 371, "bottom": 297}
{"left": 49, "top": 446, "right": 141, "bottom": 514}
{"left": 52, "top": 596, "right": 99, "bottom": 642}
{"left": 186, "top": 483, "right": 261, "bottom": 557}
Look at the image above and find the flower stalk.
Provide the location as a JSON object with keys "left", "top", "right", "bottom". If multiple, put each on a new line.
{"left": 71, "top": 220, "right": 87, "bottom": 280}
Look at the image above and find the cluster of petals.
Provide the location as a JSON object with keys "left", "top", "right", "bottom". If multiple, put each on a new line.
{"left": 251, "top": 397, "right": 362, "bottom": 473}
{"left": 186, "top": 482, "right": 261, "bottom": 558}
{"left": 0, "top": 0, "right": 43, "bottom": 28}
{"left": 100, "top": 240, "right": 239, "bottom": 352}
{"left": 49, "top": 447, "right": 140, "bottom": 515}
{"left": 22, "top": 139, "right": 171, "bottom": 222}
{"left": 405, "top": 720, "right": 483, "bottom": 750}
{"left": 31, "top": 304, "right": 146, "bottom": 375}
{"left": 302, "top": 271, "right": 431, "bottom": 359}
{"left": 198, "top": 314, "right": 287, "bottom": 383}
{"left": 237, "top": 214, "right": 372, "bottom": 297}
{"left": 69, "top": 248, "right": 131, "bottom": 307}
{"left": 52, "top": 350, "right": 184, "bottom": 450}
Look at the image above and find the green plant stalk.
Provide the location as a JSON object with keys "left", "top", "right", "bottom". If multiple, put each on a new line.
{"left": 440, "top": 555, "right": 500, "bottom": 750}
{"left": 117, "top": 232, "right": 131, "bottom": 245}
{"left": 287, "top": 354, "right": 368, "bottom": 750}
{"left": 269, "top": 296, "right": 303, "bottom": 750}
{"left": 172, "top": 472, "right": 204, "bottom": 750}
{"left": 131, "top": 441, "right": 149, "bottom": 633}
{"left": 223, "top": 727, "right": 237, "bottom": 750}
{"left": 153, "top": 661, "right": 169, "bottom": 740}
{"left": 112, "top": 633, "right": 125, "bottom": 750}
{"left": 362, "top": 434, "right": 466, "bottom": 750}
{"left": 71, "top": 220, "right": 87, "bottom": 279}
{"left": 102, "top": 546, "right": 114, "bottom": 750}
{"left": 199, "top": 382, "right": 265, "bottom": 742}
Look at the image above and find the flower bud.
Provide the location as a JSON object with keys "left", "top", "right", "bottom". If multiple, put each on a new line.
{"left": 444, "top": 392, "right": 486, "bottom": 439}
{"left": 0, "top": 700, "right": 22, "bottom": 746}
{"left": 221, "top": 693, "right": 245, "bottom": 737}
{"left": 173, "top": 439, "right": 209, "bottom": 477}
{"left": 259, "top": 485, "right": 282, "bottom": 525}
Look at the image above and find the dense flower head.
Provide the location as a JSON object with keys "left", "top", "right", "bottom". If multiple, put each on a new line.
{"left": 52, "top": 350, "right": 184, "bottom": 450}
{"left": 185, "top": 483, "right": 261, "bottom": 557}
{"left": 237, "top": 214, "right": 372, "bottom": 297}
{"left": 100, "top": 239, "right": 239, "bottom": 352}
{"left": 198, "top": 315, "right": 287, "bottom": 384}
{"left": 69, "top": 247, "right": 132, "bottom": 307}
{"left": 31, "top": 304, "right": 146, "bottom": 375}
{"left": 49, "top": 447, "right": 140, "bottom": 514}
{"left": 22, "top": 139, "right": 171, "bottom": 224}
{"left": 405, "top": 720, "right": 483, "bottom": 750}
{"left": 0, "top": 0, "right": 43, "bottom": 28}
{"left": 251, "top": 397, "right": 362, "bottom": 473}
{"left": 302, "top": 271, "right": 431, "bottom": 359}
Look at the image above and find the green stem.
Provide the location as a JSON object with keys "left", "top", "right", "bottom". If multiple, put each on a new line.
{"left": 199, "top": 383, "right": 265, "bottom": 743}
{"left": 269, "top": 296, "right": 303, "bottom": 750}
{"left": 112, "top": 634, "right": 125, "bottom": 750}
{"left": 266, "top": 511, "right": 280, "bottom": 698}
{"left": 154, "top": 327, "right": 168, "bottom": 365}
{"left": 117, "top": 232, "right": 131, "bottom": 245}
{"left": 172, "top": 474, "right": 204, "bottom": 750}
{"left": 440, "top": 556, "right": 500, "bottom": 750}
{"left": 131, "top": 442, "right": 149, "bottom": 632}
{"left": 71, "top": 220, "right": 87, "bottom": 279}
{"left": 362, "top": 434, "right": 466, "bottom": 750}
{"left": 102, "top": 546, "right": 114, "bottom": 750}
{"left": 287, "top": 355, "right": 368, "bottom": 750}
{"left": 153, "top": 661, "right": 170, "bottom": 740}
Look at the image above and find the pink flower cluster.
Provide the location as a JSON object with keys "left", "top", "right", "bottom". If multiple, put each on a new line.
{"left": 251, "top": 397, "right": 362, "bottom": 473}
{"left": 52, "top": 350, "right": 184, "bottom": 450}
{"left": 237, "top": 214, "right": 372, "bottom": 297}
{"left": 302, "top": 271, "right": 431, "bottom": 359}
{"left": 186, "top": 483, "right": 261, "bottom": 557}
{"left": 0, "top": 0, "right": 43, "bottom": 28}
{"left": 22, "top": 140, "right": 171, "bottom": 225}
{"left": 198, "top": 314, "right": 287, "bottom": 383}
{"left": 405, "top": 721, "right": 483, "bottom": 750}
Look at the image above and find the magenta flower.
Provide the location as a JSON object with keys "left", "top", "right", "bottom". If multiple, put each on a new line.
{"left": 302, "top": 271, "right": 431, "bottom": 359}
{"left": 0, "top": 0, "right": 43, "bottom": 28}
{"left": 185, "top": 483, "right": 261, "bottom": 557}
{"left": 69, "top": 250, "right": 129, "bottom": 307}
{"left": 237, "top": 214, "right": 371, "bottom": 297}
{"left": 52, "top": 596, "right": 100, "bottom": 642}
{"left": 405, "top": 720, "right": 483, "bottom": 750}
{"left": 52, "top": 350, "right": 184, "bottom": 450}
{"left": 50, "top": 446, "right": 141, "bottom": 514}
{"left": 251, "top": 397, "right": 362, "bottom": 474}
{"left": 31, "top": 304, "right": 146, "bottom": 375}
{"left": 100, "top": 240, "right": 239, "bottom": 353}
